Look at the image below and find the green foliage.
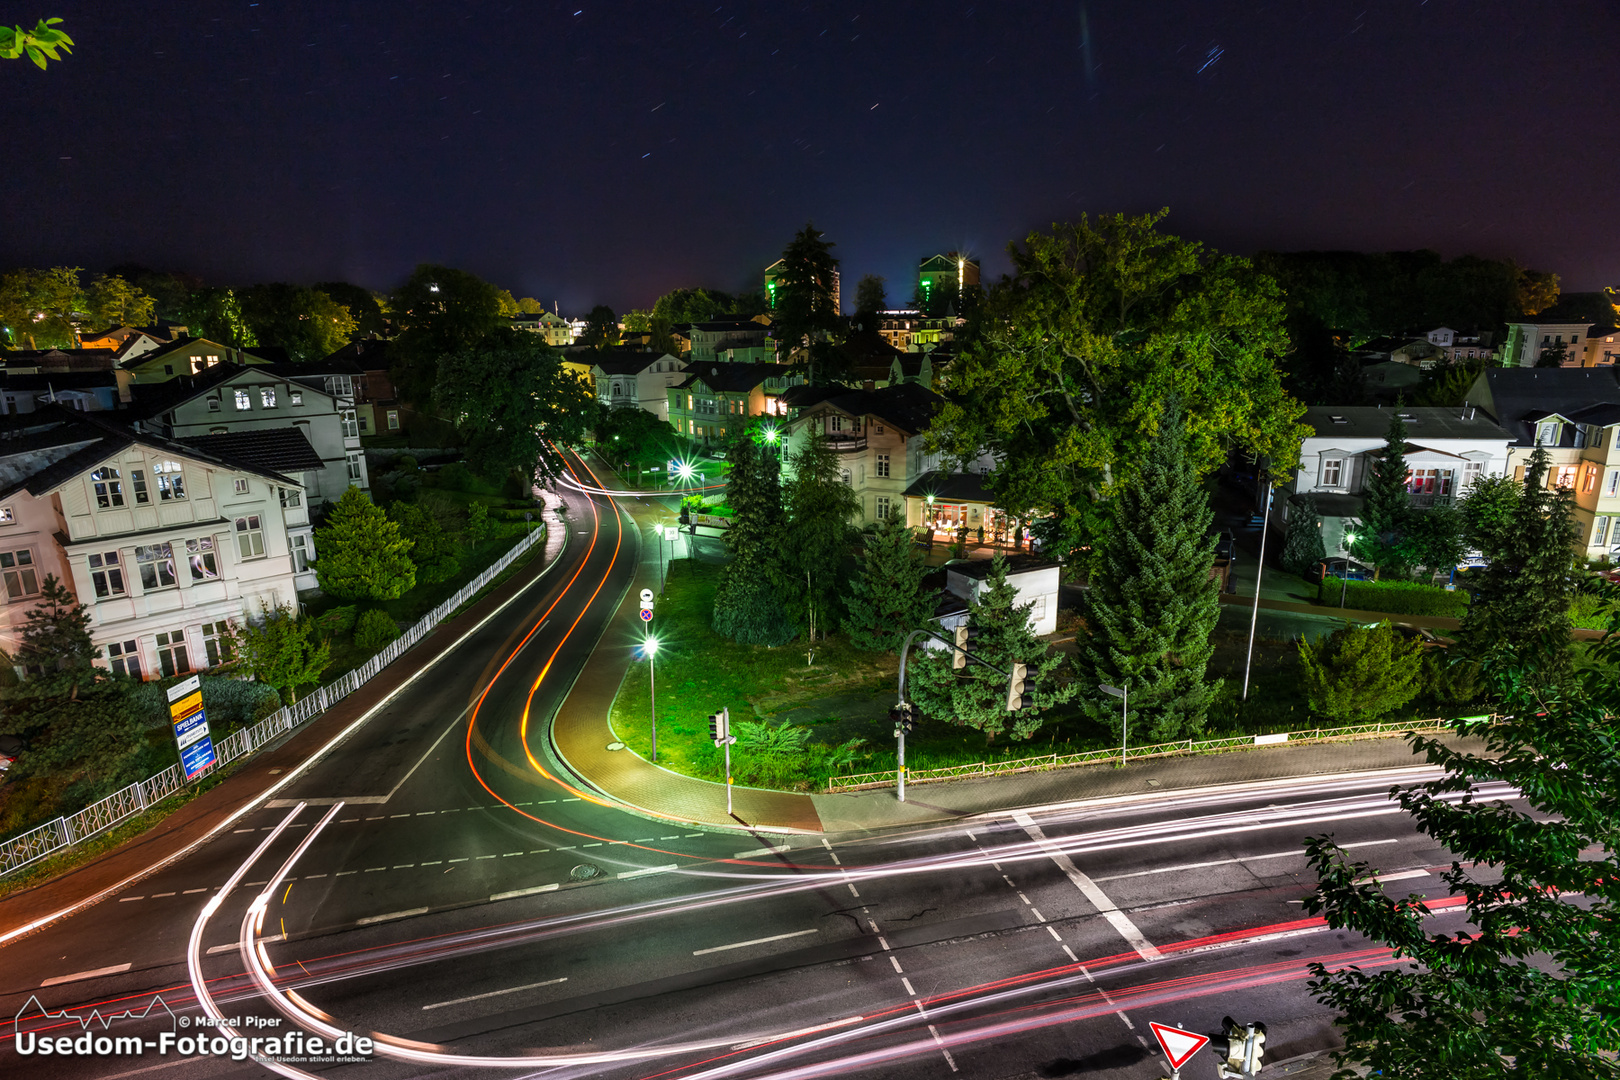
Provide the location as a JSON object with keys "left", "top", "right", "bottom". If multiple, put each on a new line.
{"left": 387, "top": 502, "right": 460, "bottom": 584}
{"left": 0, "top": 266, "right": 89, "bottom": 348}
{"left": 353, "top": 609, "right": 401, "bottom": 654}
{"left": 580, "top": 304, "right": 620, "bottom": 348}
{"left": 1411, "top": 360, "right": 1487, "bottom": 408}
{"left": 0, "top": 17, "right": 72, "bottom": 68}
{"left": 780, "top": 434, "right": 859, "bottom": 640}
{"left": 179, "top": 287, "right": 256, "bottom": 348}
{"left": 231, "top": 604, "right": 331, "bottom": 705}
{"left": 1078, "top": 398, "right": 1222, "bottom": 742}
{"left": 770, "top": 223, "right": 844, "bottom": 384}
{"left": 1350, "top": 409, "right": 1413, "bottom": 577}
{"left": 712, "top": 429, "right": 794, "bottom": 645}
{"left": 711, "top": 553, "right": 797, "bottom": 646}
{"left": 1569, "top": 590, "right": 1617, "bottom": 631}
{"left": 1536, "top": 339, "right": 1570, "bottom": 368}
{"left": 927, "top": 210, "right": 1306, "bottom": 554}
{"left": 84, "top": 274, "right": 156, "bottom": 330}
{"left": 1303, "top": 646, "right": 1620, "bottom": 1078}
{"left": 2, "top": 677, "right": 144, "bottom": 789}
{"left": 845, "top": 515, "right": 934, "bottom": 652}
{"left": 1281, "top": 494, "right": 1327, "bottom": 577}
{"left": 390, "top": 264, "right": 507, "bottom": 405}
{"left": 731, "top": 719, "right": 811, "bottom": 756}
{"left": 465, "top": 500, "right": 493, "bottom": 543}
{"left": 908, "top": 554, "right": 1076, "bottom": 742}
{"left": 1460, "top": 473, "right": 1522, "bottom": 555}
{"left": 313, "top": 487, "right": 417, "bottom": 600}
{"left": 313, "top": 281, "right": 387, "bottom": 338}
{"left": 721, "top": 428, "right": 782, "bottom": 562}
{"left": 435, "top": 331, "right": 595, "bottom": 480}
{"left": 1296, "top": 622, "right": 1425, "bottom": 723}
{"left": 237, "top": 282, "right": 357, "bottom": 362}
{"left": 1318, "top": 577, "right": 1471, "bottom": 617}
{"left": 1397, "top": 505, "right": 1465, "bottom": 575}
{"left": 130, "top": 677, "right": 281, "bottom": 734}
{"left": 435, "top": 462, "right": 476, "bottom": 491}
{"left": 595, "top": 405, "right": 679, "bottom": 472}
{"left": 14, "top": 575, "right": 97, "bottom": 690}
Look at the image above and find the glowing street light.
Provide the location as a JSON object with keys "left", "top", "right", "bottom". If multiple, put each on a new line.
{"left": 643, "top": 634, "right": 660, "bottom": 762}
{"left": 675, "top": 461, "right": 695, "bottom": 482}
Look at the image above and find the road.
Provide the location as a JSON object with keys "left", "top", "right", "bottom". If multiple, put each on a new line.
{"left": 0, "top": 450, "right": 1492, "bottom": 1080}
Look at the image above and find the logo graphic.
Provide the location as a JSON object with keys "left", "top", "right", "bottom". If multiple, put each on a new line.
{"left": 14, "top": 993, "right": 179, "bottom": 1036}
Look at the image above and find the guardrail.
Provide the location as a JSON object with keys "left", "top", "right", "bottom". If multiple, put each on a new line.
{"left": 824, "top": 716, "right": 1475, "bottom": 793}
{"left": 0, "top": 524, "right": 548, "bottom": 879}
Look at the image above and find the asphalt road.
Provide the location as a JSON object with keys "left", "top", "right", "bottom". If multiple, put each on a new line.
{"left": 0, "top": 451, "right": 1497, "bottom": 1080}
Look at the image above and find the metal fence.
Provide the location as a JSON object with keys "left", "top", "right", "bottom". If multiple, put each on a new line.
{"left": 825, "top": 716, "right": 1473, "bottom": 793}
{"left": 0, "top": 525, "right": 547, "bottom": 879}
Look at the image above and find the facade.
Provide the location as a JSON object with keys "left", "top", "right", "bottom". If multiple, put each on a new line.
{"left": 874, "top": 309, "right": 924, "bottom": 353}
{"left": 317, "top": 339, "right": 407, "bottom": 436}
{"left": 120, "top": 338, "right": 273, "bottom": 383}
{"left": 1, "top": 370, "right": 131, "bottom": 415}
{"left": 1284, "top": 405, "right": 1513, "bottom": 557}
{"left": 688, "top": 318, "right": 771, "bottom": 365}
{"left": 945, "top": 557, "right": 1060, "bottom": 637}
{"left": 1466, "top": 366, "right": 1620, "bottom": 558}
{"left": 511, "top": 311, "right": 574, "bottom": 346}
{"left": 1499, "top": 292, "right": 1620, "bottom": 368}
{"left": 590, "top": 349, "right": 686, "bottom": 421}
{"left": 0, "top": 416, "right": 306, "bottom": 677}
{"left": 667, "top": 363, "right": 802, "bottom": 443}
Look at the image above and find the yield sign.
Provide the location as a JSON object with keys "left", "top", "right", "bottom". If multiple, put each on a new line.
{"left": 1149, "top": 1022, "right": 1209, "bottom": 1070}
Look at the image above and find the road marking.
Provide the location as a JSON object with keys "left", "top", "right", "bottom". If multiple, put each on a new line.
{"left": 660, "top": 835, "right": 680, "bottom": 840}
{"left": 448, "top": 858, "right": 469, "bottom": 863}
{"left": 421, "top": 976, "right": 568, "bottom": 1011}
{"left": 233, "top": 828, "right": 253, "bottom": 833}
{"left": 392, "top": 864, "right": 415, "bottom": 869}
{"left": 265, "top": 796, "right": 387, "bottom": 808}
{"left": 1047, "top": 926, "right": 1063, "bottom": 941}
{"left": 118, "top": 896, "right": 143, "bottom": 902}
{"left": 901, "top": 976, "right": 917, "bottom": 996}
{"left": 41, "top": 963, "right": 132, "bottom": 987}
{"left": 683, "top": 832, "right": 701, "bottom": 836}
{"left": 419, "top": 861, "right": 441, "bottom": 867}
{"left": 889, "top": 955, "right": 903, "bottom": 973}
{"left": 1355, "top": 868, "right": 1430, "bottom": 884}
{"left": 729, "top": 1016, "right": 864, "bottom": 1050}
{"left": 491, "top": 883, "right": 560, "bottom": 901}
{"left": 303, "top": 874, "right": 326, "bottom": 879}
{"left": 734, "top": 843, "right": 792, "bottom": 859}
{"left": 206, "top": 935, "right": 281, "bottom": 955}
{"left": 335, "top": 870, "right": 356, "bottom": 876}
{"left": 1013, "top": 811, "right": 1162, "bottom": 962}
{"left": 619, "top": 864, "right": 678, "bottom": 880}
{"left": 692, "top": 928, "right": 818, "bottom": 956}
{"left": 357, "top": 907, "right": 429, "bottom": 926}
{"left": 927, "top": 1024, "right": 959, "bottom": 1072}
{"left": 183, "top": 888, "right": 207, "bottom": 894}
{"left": 1029, "top": 907, "right": 1047, "bottom": 923}
{"left": 1092, "top": 838, "right": 1401, "bottom": 883}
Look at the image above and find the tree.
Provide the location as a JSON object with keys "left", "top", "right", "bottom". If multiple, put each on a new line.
{"left": 621, "top": 309, "right": 653, "bottom": 334}
{"left": 435, "top": 331, "right": 596, "bottom": 481}
{"left": 712, "top": 429, "right": 794, "bottom": 646}
{"left": 1459, "top": 473, "right": 1521, "bottom": 556}
{"left": 1397, "top": 505, "right": 1465, "bottom": 575}
{"left": 465, "top": 500, "right": 493, "bottom": 544}
{"left": 1302, "top": 652, "right": 1620, "bottom": 1078}
{"left": 85, "top": 274, "right": 156, "bottom": 329}
{"left": 1457, "top": 445, "right": 1578, "bottom": 673}
{"left": 1297, "top": 621, "right": 1425, "bottom": 724}
{"left": 179, "top": 287, "right": 256, "bottom": 348}
{"left": 845, "top": 514, "right": 934, "bottom": 652}
{"left": 1, "top": 676, "right": 144, "bottom": 788}
{"left": 1515, "top": 267, "right": 1560, "bottom": 317}
{"left": 1076, "top": 397, "right": 1222, "bottom": 742}
{"left": 313, "top": 487, "right": 417, "bottom": 600}
{"left": 314, "top": 281, "right": 388, "bottom": 338}
{"left": 596, "top": 405, "right": 678, "bottom": 473}
{"left": 1, "top": 17, "right": 71, "bottom": 68}
{"left": 780, "top": 433, "right": 859, "bottom": 641}
{"left": 770, "top": 223, "right": 844, "bottom": 384}
{"left": 391, "top": 264, "right": 507, "bottom": 405}
{"left": 1350, "top": 409, "right": 1413, "bottom": 578}
{"left": 580, "top": 305, "right": 620, "bottom": 348}
{"left": 853, "top": 274, "right": 887, "bottom": 317}
{"left": 238, "top": 283, "right": 357, "bottom": 362}
{"left": 1281, "top": 494, "right": 1327, "bottom": 578}
{"left": 907, "top": 553, "right": 1076, "bottom": 742}
{"left": 652, "top": 287, "right": 735, "bottom": 325}
{"left": 927, "top": 211, "right": 1306, "bottom": 557}
{"left": 0, "top": 266, "right": 84, "bottom": 349}
{"left": 388, "top": 502, "right": 460, "bottom": 584}
{"left": 233, "top": 604, "right": 331, "bottom": 704}
{"left": 1536, "top": 339, "right": 1570, "bottom": 368}
{"left": 15, "top": 575, "right": 96, "bottom": 691}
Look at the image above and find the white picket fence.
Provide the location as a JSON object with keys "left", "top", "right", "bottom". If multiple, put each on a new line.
{"left": 0, "top": 525, "right": 547, "bottom": 879}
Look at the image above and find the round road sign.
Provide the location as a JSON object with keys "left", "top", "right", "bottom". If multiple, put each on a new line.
{"left": 639, "top": 608, "right": 653, "bottom": 622}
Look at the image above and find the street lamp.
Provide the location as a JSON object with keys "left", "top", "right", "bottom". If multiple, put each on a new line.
{"left": 643, "top": 636, "right": 660, "bottom": 762}
{"left": 1242, "top": 485, "right": 1275, "bottom": 702}
{"left": 1339, "top": 531, "right": 1356, "bottom": 608}
{"left": 1101, "top": 682, "right": 1128, "bottom": 766}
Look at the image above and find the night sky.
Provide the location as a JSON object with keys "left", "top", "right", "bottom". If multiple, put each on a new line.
{"left": 6, "top": 1, "right": 1616, "bottom": 313}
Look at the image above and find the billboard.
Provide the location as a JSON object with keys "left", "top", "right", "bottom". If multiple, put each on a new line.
{"left": 166, "top": 674, "right": 216, "bottom": 781}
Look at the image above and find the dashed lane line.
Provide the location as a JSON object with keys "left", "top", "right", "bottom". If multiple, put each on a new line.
{"left": 356, "top": 907, "right": 429, "bottom": 926}
{"left": 490, "top": 884, "right": 560, "bottom": 901}
{"left": 421, "top": 976, "right": 567, "bottom": 1011}
{"left": 692, "top": 929, "right": 818, "bottom": 956}
{"left": 40, "top": 963, "right": 132, "bottom": 987}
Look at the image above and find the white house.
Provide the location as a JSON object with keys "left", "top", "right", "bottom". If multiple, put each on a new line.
{"left": 945, "top": 557, "right": 1061, "bottom": 636}
{"left": 590, "top": 349, "right": 686, "bottom": 422}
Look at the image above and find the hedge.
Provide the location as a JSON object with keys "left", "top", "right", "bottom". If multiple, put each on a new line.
{"left": 1317, "top": 576, "right": 1471, "bottom": 618}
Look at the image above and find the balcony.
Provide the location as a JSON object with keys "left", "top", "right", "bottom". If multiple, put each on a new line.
{"left": 826, "top": 435, "right": 867, "bottom": 454}
{"left": 1408, "top": 492, "right": 1453, "bottom": 509}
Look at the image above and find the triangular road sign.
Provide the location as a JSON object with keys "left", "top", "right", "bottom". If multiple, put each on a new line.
{"left": 1150, "top": 1022, "right": 1210, "bottom": 1069}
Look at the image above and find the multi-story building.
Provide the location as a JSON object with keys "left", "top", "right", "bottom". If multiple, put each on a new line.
{"left": 510, "top": 311, "right": 574, "bottom": 346}
{"left": 916, "top": 254, "right": 980, "bottom": 317}
{"left": 1466, "top": 366, "right": 1620, "bottom": 558}
{"left": 874, "top": 309, "right": 924, "bottom": 353}
{"left": 688, "top": 318, "right": 771, "bottom": 364}
{"left": 118, "top": 338, "right": 275, "bottom": 383}
{"left": 590, "top": 349, "right": 686, "bottom": 422}
{"left": 667, "top": 363, "right": 802, "bottom": 444}
{"left": 0, "top": 411, "right": 308, "bottom": 677}
{"left": 1499, "top": 292, "right": 1620, "bottom": 368}
{"left": 317, "top": 339, "right": 407, "bottom": 436}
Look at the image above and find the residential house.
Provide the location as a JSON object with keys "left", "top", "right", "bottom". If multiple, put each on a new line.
{"left": 838, "top": 334, "right": 908, "bottom": 388}
{"left": 1283, "top": 405, "right": 1513, "bottom": 558}
{"left": 119, "top": 338, "right": 272, "bottom": 383}
{"left": 510, "top": 311, "right": 574, "bottom": 346}
{"left": 916, "top": 254, "right": 980, "bottom": 317}
{"left": 1466, "top": 366, "right": 1620, "bottom": 558}
{"left": 1425, "top": 327, "right": 1497, "bottom": 364}
{"left": 590, "top": 349, "right": 686, "bottom": 422}
{"left": 79, "top": 323, "right": 188, "bottom": 362}
{"left": 1499, "top": 292, "right": 1620, "bottom": 368}
{"left": 688, "top": 318, "right": 771, "bottom": 365}
{"left": 0, "top": 369, "right": 130, "bottom": 415}
{"left": 0, "top": 412, "right": 308, "bottom": 677}
{"left": 318, "top": 339, "right": 407, "bottom": 436}
{"left": 945, "top": 556, "right": 1060, "bottom": 637}
{"left": 874, "top": 309, "right": 924, "bottom": 353}
{"left": 667, "top": 363, "right": 803, "bottom": 443}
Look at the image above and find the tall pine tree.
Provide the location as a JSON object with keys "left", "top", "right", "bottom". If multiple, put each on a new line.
{"left": 780, "top": 433, "right": 858, "bottom": 642}
{"left": 845, "top": 514, "right": 935, "bottom": 652}
{"left": 1350, "top": 409, "right": 1412, "bottom": 579}
{"left": 770, "top": 223, "right": 844, "bottom": 385}
{"left": 1078, "top": 397, "right": 1221, "bottom": 742}
{"left": 313, "top": 487, "right": 417, "bottom": 601}
{"left": 712, "top": 429, "right": 796, "bottom": 645}
{"left": 1281, "top": 493, "right": 1327, "bottom": 577}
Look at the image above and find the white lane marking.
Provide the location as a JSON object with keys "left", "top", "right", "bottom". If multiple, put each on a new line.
{"left": 40, "top": 963, "right": 132, "bottom": 987}
{"left": 491, "top": 884, "right": 560, "bottom": 901}
{"left": 1013, "top": 810, "right": 1162, "bottom": 962}
{"left": 357, "top": 907, "right": 429, "bottom": 926}
{"left": 421, "top": 976, "right": 567, "bottom": 1011}
{"left": 118, "top": 896, "right": 143, "bottom": 902}
{"left": 692, "top": 929, "right": 819, "bottom": 956}
{"left": 151, "top": 892, "right": 175, "bottom": 898}
{"left": 183, "top": 888, "right": 207, "bottom": 894}
{"left": 889, "top": 955, "right": 903, "bottom": 973}
{"left": 619, "top": 864, "right": 678, "bottom": 880}
{"left": 1091, "top": 838, "right": 1401, "bottom": 883}
{"left": 207, "top": 935, "right": 282, "bottom": 955}
{"left": 901, "top": 976, "right": 916, "bottom": 996}
{"left": 1355, "top": 868, "right": 1430, "bottom": 884}
{"left": 927, "top": 1023, "right": 959, "bottom": 1071}
{"left": 1047, "top": 926, "right": 1063, "bottom": 941}
{"left": 264, "top": 796, "right": 387, "bottom": 808}
{"left": 734, "top": 843, "right": 792, "bottom": 859}
{"left": 729, "top": 1015, "right": 864, "bottom": 1050}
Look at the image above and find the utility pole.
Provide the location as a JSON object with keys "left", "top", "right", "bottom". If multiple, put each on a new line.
{"left": 1242, "top": 485, "right": 1273, "bottom": 702}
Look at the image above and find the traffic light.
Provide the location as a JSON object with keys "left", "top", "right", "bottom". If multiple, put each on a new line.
{"left": 889, "top": 702, "right": 916, "bottom": 736}
{"left": 708, "top": 707, "right": 731, "bottom": 745}
{"left": 679, "top": 503, "right": 691, "bottom": 525}
{"left": 1213, "top": 1017, "right": 1266, "bottom": 1077}
{"left": 952, "top": 622, "right": 980, "bottom": 669}
{"left": 1006, "top": 662, "right": 1028, "bottom": 711}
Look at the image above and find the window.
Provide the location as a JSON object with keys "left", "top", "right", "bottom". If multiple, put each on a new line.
{"left": 875, "top": 453, "right": 891, "bottom": 478}
{"left": 90, "top": 466, "right": 124, "bottom": 509}
{"left": 234, "top": 516, "right": 265, "bottom": 559}
{"left": 830, "top": 414, "right": 844, "bottom": 432}
{"left": 290, "top": 389, "right": 303, "bottom": 406}
{"left": 153, "top": 461, "right": 186, "bottom": 500}
{"left": 88, "top": 551, "right": 125, "bottom": 598}
{"left": 260, "top": 387, "right": 276, "bottom": 408}
{"left": 291, "top": 533, "right": 311, "bottom": 573}
{"left": 234, "top": 389, "right": 251, "bottom": 410}
{"left": 386, "top": 410, "right": 400, "bottom": 431}
{"left": 234, "top": 477, "right": 249, "bottom": 495}
{"left": 202, "top": 621, "right": 232, "bottom": 667}
{"left": 130, "top": 469, "right": 149, "bottom": 504}
{"left": 155, "top": 630, "right": 190, "bottom": 678}
{"left": 346, "top": 452, "right": 363, "bottom": 483}
{"left": 1582, "top": 465, "right": 1599, "bottom": 494}
{"left": 1607, "top": 470, "right": 1620, "bottom": 499}
{"left": 1537, "top": 421, "right": 1559, "bottom": 446}
{"left": 1556, "top": 465, "right": 1578, "bottom": 489}
{"left": 279, "top": 486, "right": 302, "bottom": 509}
{"left": 135, "top": 544, "right": 177, "bottom": 590}
{"left": 875, "top": 495, "right": 892, "bottom": 520}
{"left": 1595, "top": 518, "right": 1610, "bottom": 548}
{"left": 327, "top": 375, "right": 353, "bottom": 399}
{"left": 874, "top": 424, "right": 884, "bottom": 435}
{"left": 187, "top": 537, "right": 219, "bottom": 581}
{"left": 1321, "top": 458, "right": 1343, "bottom": 487}
{"left": 106, "top": 640, "right": 141, "bottom": 679}
{"left": 1407, "top": 468, "right": 1452, "bottom": 496}
{"left": 1, "top": 549, "right": 39, "bottom": 600}
{"left": 840, "top": 468, "right": 851, "bottom": 486}
{"left": 0, "top": 506, "right": 11, "bottom": 525}
{"left": 1462, "top": 461, "right": 1484, "bottom": 491}
{"left": 207, "top": 397, "right": 221, "bottom": 412}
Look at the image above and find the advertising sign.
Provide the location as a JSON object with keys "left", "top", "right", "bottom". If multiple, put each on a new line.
{"left": 166, "top": 674, "right": 216, "bottom": 781}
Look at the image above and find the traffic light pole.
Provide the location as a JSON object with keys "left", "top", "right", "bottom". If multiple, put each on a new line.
{"left": 895, "top": 628, "right": 1015, "bottom": 803}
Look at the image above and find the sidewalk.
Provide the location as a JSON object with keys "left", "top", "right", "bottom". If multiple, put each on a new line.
{"left": 0, "top": 504, "right": 569, "bottom": 943}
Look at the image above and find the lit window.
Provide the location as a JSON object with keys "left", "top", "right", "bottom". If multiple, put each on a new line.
{"left": 152, "top": 461, "right": 186, "bottom": 500}
{"left": 346, "top": 452, "right": 363, "bottom": 482}
{"left": 1537, "top": 422, "right": 1559, "bottom": 446}
{"left": 290, "top": 389, "right": 303, "bottom": 406}
{"left": 875, "top": 453, "right": 891, "bottom": 478}
{"left": 234, "top": 477, "right": 250, "bottom": 495}
{"left": 1607, "top": 470, "right": 1620, "bottom": 498}
{"left": 1582, "top": 465, "right": 1599, "bottom": 494}
{"left": 135, "top": 543, "right": 177, "bottom": 590}
{"left": 130, "top": 470, "right": 149, "bottom": 504}
{"left": 291, "top": 533, "right": 311, "bottom": 573}
{"left": 1321, "top": 458, "right": 1343, "bottom": 487}
{"left": 203, "top": 621, "right": 233, "bottom": 667}
{"left": 261, "top": 387, "right": 276, "bottom": 408}
{"left": 88, "top": 551, "right": 125, "bottom": 598}
{"left": 155, "top": 630, "right": 190, "bottom": 678}
{"left": 1, "top": 549, "right": 39, "bottom": 600}
{"left": 187, "top": 537, "right": 219, "bottom": 581}
{"left": 235, "top": 389, "right": 252, "bottom": 410}
{"left": 1556, "top": 465, "right": 1578, "bottom": 489}
{"left": 106, "top": 640, "right": 141, "bottom": 679}
{"left": 1462, "top": 461, "right": 1483, "bottom": 491}
{"left": 91, "top": 466, "right": 125, "bottom": 509}
{"left": 0, "top": 506, "right": 12, "bottom": 525}
{"left": 387, "top": 410, "right": 400, "bottom": 430}
{"left": 341, "top": 408, "right": 358, "bottom": 439}
{"left": 234, "top": 516, "right": 265, "bottom": 559}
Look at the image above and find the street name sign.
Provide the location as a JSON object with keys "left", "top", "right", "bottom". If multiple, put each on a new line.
{"left": 1149, "top": 1022, "right": 1209, "bottom": 1070}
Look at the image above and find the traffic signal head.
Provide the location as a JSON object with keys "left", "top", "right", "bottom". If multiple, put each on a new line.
{"left": 708, "top": 708, "right": 730, "bottom": 744}
{"left": 1222, "top": 1018, "right": 1245, "bottom": 1069}
{"left": 888, "top": 702, "right": 916, "bottom": 734}
{"left": 953, "top": 623, "right": 970, "bottom": 669}
{"left": 1006, "top": 662, "right": 1028, "bottom": 711}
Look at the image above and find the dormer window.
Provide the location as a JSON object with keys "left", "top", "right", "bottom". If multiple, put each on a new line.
{"left": 1537, "top": 421, "right": 1559, "bottom": 446}
{"left": 1329, "top": 415, "right": 1347, "bottom": 424}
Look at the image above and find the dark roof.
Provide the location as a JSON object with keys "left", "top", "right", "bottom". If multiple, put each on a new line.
{"left": 675, "top": 362, "right": 794, "bottom": 394}
{"left": 797, "top": 382, "right": 944, "bottom": 435}
{"left": 838, "top": 333, "right": 906, "bottom": 365}
{"left": 1303, "top": 405, "right": 1512, "bottom": 441}
{"left": 902, "top": 470, "right": 993, "bottom": 503}
{"left": 246, "top": 345, "right": 292, "bottom": 365}
{"left": 1, "top": 371, "right": 121, "bottom": 392}
{"left": 592, "top": 351, "right": 678, "bottom": 376}
{"left": 320, "top": 338, "right": 398, "bottom": 368}
{"left": 124, "top": 362, "right": 255, "bottom": 418}
{"left": 265, "top": 359, "right": 364, "bottom": 379}
{"left": 946, "top": 554, "right": 1059, "bottom": 579}
{"left": 177, "top": 428, "right": 324, "bottom": 474}
{"left": 1472, "top": 367, "right": 1620, "bottom": 446}
{"left": 4, "top": 348, "right": 112, "bottom": 366}
{"left": 690, "top": 319, "right": 767, "bottom": 334}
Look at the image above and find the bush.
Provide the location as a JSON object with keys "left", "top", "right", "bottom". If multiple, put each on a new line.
{"left": 1569, "top": 592, "right": 1617, "bottom": 631}
{"left": 128, "top": 676, "right": 283, "bottom": 734}
{"left": 436, "top": 462, "right": 476, "bottom": 491}
{"left": 315, "top": 605, "right": 358, "bottom": 636}
{"left": 1319, "top": 577, "right": 1470, "bottom": 618}
{"left": 1298, "top": 621, "right": 1426, "bottom": 724}
{"left": 354, "top": 609, "right": 401, "bottom": 653}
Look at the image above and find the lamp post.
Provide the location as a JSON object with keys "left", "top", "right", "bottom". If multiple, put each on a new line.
{"left": 644, "top": 636, "right": 660, "bottom": 762}
{"left": 1339, "top": 532, "right": 1356, "bottom": 608}
{"left": 1101, "top": 682, "right": 1128, "bottom": 766}
{"left": 1242, "top": 486, "right": 1274, "bottom": 702}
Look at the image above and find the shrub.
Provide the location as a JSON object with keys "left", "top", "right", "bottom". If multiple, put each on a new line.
{"left": 1569, "top": 592, "right": 1616, "bottom": 631}
{"left": 315, "top": 605, "right": 358, "bottom": 636}
{"left": 436, "top": 462, "right": 475, "bottom": 491}
{"left": 1298, "top": 621, "right": 1426, "bottom": 724}
{"left": 354, "top": 609, "right": 401, "bottom": 653}
{"left": 1319, "top": 577, "right": 1470, "bottom": 618}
